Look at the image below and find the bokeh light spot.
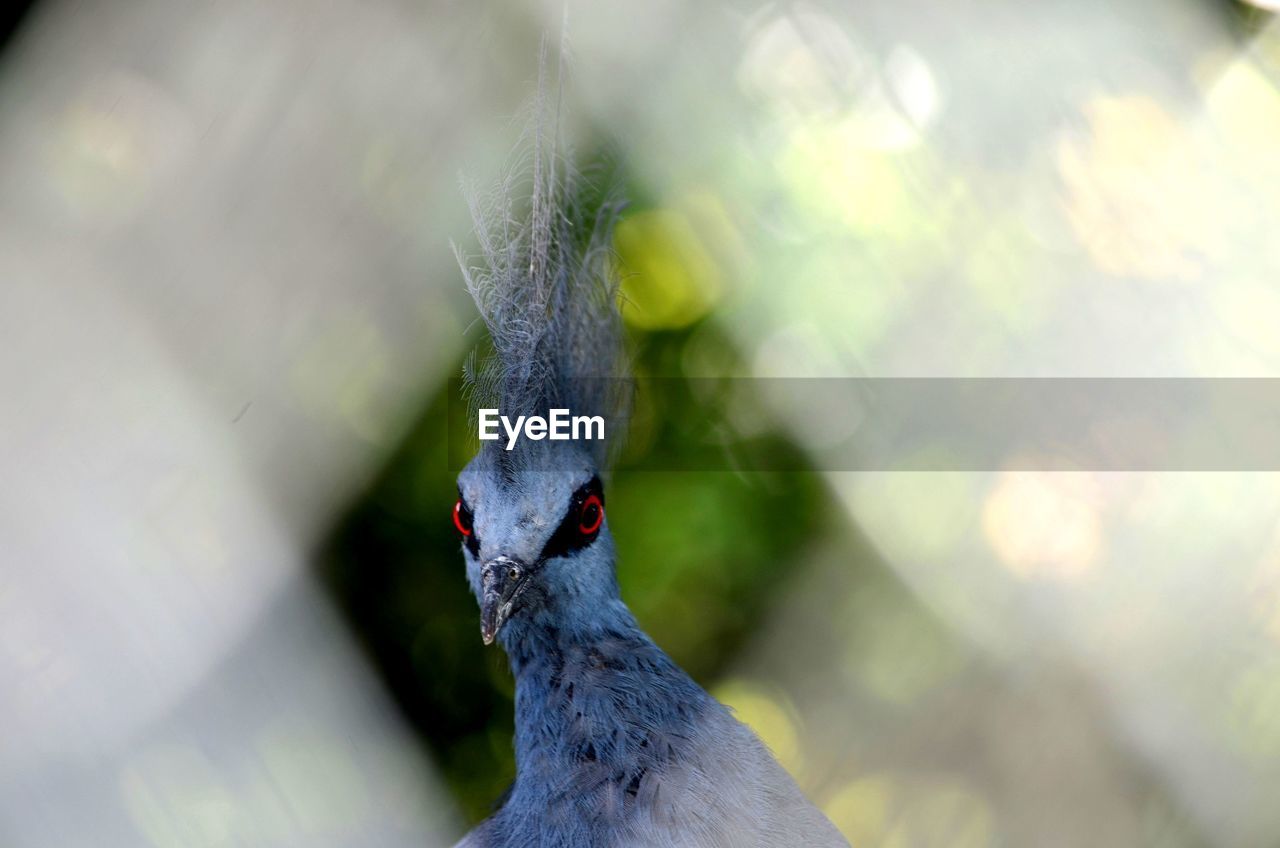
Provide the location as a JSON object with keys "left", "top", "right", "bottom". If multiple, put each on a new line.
{"left": 823, "top": 776, "right": 895, "bottom": 846}
{"left": 1057, "top": 95, "right": 1223, "bottom": 280}
{"left": 983, "top": 470, "right": 1101, "bottom": 580}
{"left": 614, "top": 207, "right": 725, "bottom": 330}
{"left": 712, "top": 679, "right": 804, "bottom": 777}
{"left": 1205, "top": 57, "right": 1280, "bottom": 160}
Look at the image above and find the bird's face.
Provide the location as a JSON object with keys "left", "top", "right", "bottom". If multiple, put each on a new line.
{"left": 454, "top": 445, "right": 615, "bottom": 645}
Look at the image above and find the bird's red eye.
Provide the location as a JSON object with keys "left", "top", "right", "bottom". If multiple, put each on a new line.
{"left": 453, "top": 499, "right": 473, "bottom": 536}
{"left": 578, "top": 493, "right": 603, "bottom": 535}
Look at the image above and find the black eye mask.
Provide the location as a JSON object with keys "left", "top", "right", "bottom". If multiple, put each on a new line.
{"left": 538, "top": 474, "right": 605, "bottom": 562}
{"left": 455, "top": 493, "right": 481, "bottom": 558}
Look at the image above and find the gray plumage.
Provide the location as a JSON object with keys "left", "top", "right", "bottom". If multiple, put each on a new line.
{"left": 450, "top": 44, "right": 848, "bottom": 848}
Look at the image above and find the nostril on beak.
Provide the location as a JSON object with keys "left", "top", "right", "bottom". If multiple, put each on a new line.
{"left": 483, "top": 556, "right": 524, "bottom": 583}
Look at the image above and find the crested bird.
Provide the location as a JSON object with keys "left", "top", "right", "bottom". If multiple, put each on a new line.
{"left": 449, "top": 55, "right": 848, "bottom": 848}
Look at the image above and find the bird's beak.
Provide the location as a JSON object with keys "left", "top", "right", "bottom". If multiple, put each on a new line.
{"left": 479, "top": 556, "right": 530, "bottom": 645}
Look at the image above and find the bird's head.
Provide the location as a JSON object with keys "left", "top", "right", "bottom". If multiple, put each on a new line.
{"left": 454, "top": 442, "right": 615, "bottom": 646}
{"left": 451, "top": 73, "right": 628, "bottom": 649}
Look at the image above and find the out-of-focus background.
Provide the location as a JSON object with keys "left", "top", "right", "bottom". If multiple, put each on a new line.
{"left": 4, "top": 0, "right": 1280, "bottom": 846}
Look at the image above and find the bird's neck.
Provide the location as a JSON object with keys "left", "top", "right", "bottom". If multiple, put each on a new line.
{"left": 498, "top": 596, "right": 708, "bottom": 787}
{"left": 499, "top": 594, "right": 640, "bottom": 680}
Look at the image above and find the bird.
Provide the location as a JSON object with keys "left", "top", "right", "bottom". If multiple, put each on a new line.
{"left": 448, "top": 46, "right": 849, "bottom": 848}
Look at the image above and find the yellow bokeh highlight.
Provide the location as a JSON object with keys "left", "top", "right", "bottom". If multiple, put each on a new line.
{"left": 1057, "top": 95, "right": 1224, "bottom": 280}
{"left": 779, "top": 124, "right": 917, "bottom": 240}
{"left": 613, "top": 199, "right": 728, "bottom": 331}
{"left": 824, "top": 776, "right": 895, "bottom": 846}
{"left": 983, "top": 470, "right": 1101, "bottom": 580}
{"left": 825, "top": 776, "right": 995, "bottom": 848}
{"left": 711, "top": 679, "right": 804, "bottom": 778}
{"left": 1205, "top": 62, "right": 1280, "bottom": 163}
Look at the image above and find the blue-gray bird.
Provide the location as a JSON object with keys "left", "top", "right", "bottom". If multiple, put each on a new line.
{"left": 449, "top": 62, "right": 848, "bottom": 848}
